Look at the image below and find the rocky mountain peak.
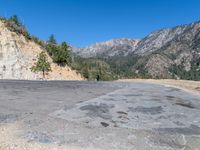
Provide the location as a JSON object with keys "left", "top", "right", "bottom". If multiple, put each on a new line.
{"left": 72, "top": 20, "right": 200, "bottom": 80}
{"left": 74, "top": 38, "right": 140, "bottom": 58}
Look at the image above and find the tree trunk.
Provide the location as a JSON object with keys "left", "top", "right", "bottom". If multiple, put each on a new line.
{"left": 43, "top": 70, "right": 45, "bottom": 79}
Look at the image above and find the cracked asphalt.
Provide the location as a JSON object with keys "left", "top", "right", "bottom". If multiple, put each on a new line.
{"left": 0, "top": 80, "right": 200, "bottom": 150}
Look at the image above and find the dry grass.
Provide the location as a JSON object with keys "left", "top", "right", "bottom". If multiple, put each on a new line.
{"left": 118, "top": 79, "right": 200, "bottom": 96}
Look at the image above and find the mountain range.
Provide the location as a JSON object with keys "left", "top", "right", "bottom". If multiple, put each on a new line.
{"left": 0, "top": 15, "right": 200, "bottom": 80}
{"left": 72, "top": 21, "right": 200, "bottom": 80}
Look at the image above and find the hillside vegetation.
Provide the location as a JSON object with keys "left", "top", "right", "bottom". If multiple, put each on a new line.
{"left": 0, "top": 15, "right": 116, "bottom": 81}
{"left": 72, "top": 20, "right": 200, "bottom": 81}
{"left": 0, "top": 15, "right": 83, "bottom": 80}
{"left": 2, "top": 15, "right": 200, "bottom": 81}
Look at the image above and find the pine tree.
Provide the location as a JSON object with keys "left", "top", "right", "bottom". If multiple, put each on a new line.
{"left": 31, "top": 52, "right": 51, "bottom": 78}
{"left": 48, "top": 34, "right": 57, "bottom": 45}
{"left": 49, "top": 42, "right": 72, "bottom": 66}
{"left": 9, "top": 15, "right": 22, "bottom": 26}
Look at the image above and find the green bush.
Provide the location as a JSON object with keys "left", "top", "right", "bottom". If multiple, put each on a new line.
{"left": 0, "top": 17, "right": 6, "bottom": 21}
{"left": 45, "top": 36, "right": 72, "bottom": 66}
{"left": 31, "top": 36, "right": 45, "bottom": 47}
{"left": 52, "top": 42, "right": 72, "bottom": 65}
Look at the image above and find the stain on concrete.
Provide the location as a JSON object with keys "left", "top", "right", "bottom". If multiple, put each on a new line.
{"left": 80, "top": 103, "right": 112, "bottom": 120}
{"left": 129, "top": 106, "right": 163, "bottom": 115}
{"left": 175, "top": 102, "right": 195, "bottom": 109}
{"left": 155, "top": 125, "right": 200, "bottom": 135}
{"left": 156, "top": 114, "right": 187, "bottom": 120}
{"left": 124, "top": 94, "right": 143, "bottom": 97}
{"left": 173, "top": 121, "right": 185, "bottom": 126}
{"left": 117, "top": 111, "right": 128, "bottom": 115}
{"left": 101, "top": 122, "right": 109, "bottom": 127}
{"left": 166, "top": 88, "right": 181, "bottom": 92}
{"left": 165, "top": 96, "right": 176, "bottom": 100}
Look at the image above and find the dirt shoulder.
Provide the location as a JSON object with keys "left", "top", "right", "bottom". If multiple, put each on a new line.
{"left": 118, "top": 79, "right": 200, "bottom": 96}
{"left": 0, "top": 123, "right": 99, "bottom": 150}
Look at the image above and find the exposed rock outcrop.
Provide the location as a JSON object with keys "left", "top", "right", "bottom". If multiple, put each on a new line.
{"left": 0, "top": 20, "right": 83, "bottom": 80}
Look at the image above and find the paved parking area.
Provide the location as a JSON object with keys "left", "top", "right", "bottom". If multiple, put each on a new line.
{"left": 0, "top": 80, "right": 200, "bottom": 149}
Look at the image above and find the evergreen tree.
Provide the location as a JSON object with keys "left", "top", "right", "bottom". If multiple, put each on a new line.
{"left": 48, "top": 34, "right": 57, "bottom": 45}
{"left": 31, "top": 52, "right": 51, "bottom": 78}
{"left": 82, "top": 67, "right": 89, "bottom": 79}
{"left": 58, "top": 42, "right": 72, "bottom": 65}
{"left": 9, "top": 15, "right": 22, "bottom": 26}
{"left": 46, "top": 41, "right": 72, "bottom": 66}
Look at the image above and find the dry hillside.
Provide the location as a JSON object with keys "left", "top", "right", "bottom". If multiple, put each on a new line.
{"left": 0, "top": 20, "right": 83, "bottom": 80}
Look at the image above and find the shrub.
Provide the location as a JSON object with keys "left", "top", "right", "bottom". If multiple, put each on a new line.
{"left": 6, "top": 15, "right": 31, "bottom": 39}
{"left": 52, "top": 42, "right": 72, "bottom": 66}
{"left": 46, "top": 35, "right": 72, "bottom": 66}
{"left": 31, "top": 36, "right": 45, "bottom": 47}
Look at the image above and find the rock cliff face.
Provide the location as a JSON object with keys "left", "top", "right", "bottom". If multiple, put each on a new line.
{"left": 134, "top": 25, "right": 187, "bottom": 55}
{"left": 142, "top": 21, "right": 200, "bottom": 78}
{"left": 0, "top": 20, "right": 83, "bottom": 80}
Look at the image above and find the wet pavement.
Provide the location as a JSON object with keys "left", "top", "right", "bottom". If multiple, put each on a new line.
{"left": 0, "top": 80, "right": 200, "bottom": 149}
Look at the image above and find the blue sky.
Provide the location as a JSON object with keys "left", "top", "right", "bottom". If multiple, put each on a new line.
{"left": 0, "top": 0, "right": 200, "bottom": 47}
